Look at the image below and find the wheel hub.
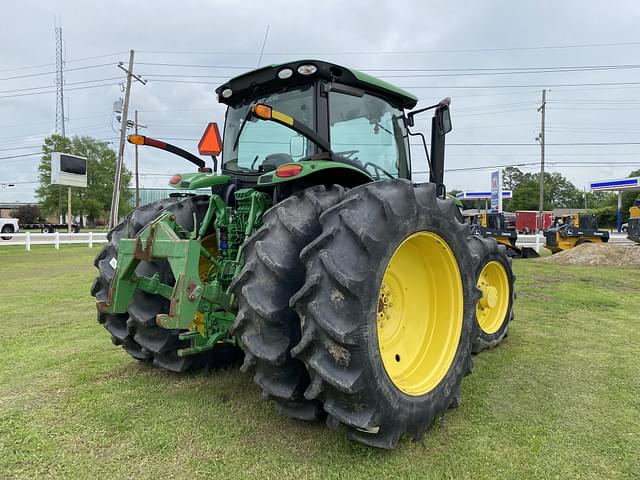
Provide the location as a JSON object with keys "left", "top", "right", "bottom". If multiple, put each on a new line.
{"left": 376, "top": 232, "right": 463, "bottom": 397}
{"left": 475, "top": 260, "right": 510, "bottom": 335}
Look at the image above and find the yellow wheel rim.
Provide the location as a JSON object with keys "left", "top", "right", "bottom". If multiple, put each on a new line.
{"left": 475, "top": 260, "right": 509, "bottom": 335}
{"left": 376, "top": 232, "right": 464, "bottom": 397}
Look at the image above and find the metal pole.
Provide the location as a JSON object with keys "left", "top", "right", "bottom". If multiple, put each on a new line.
{"left": 617, "top": 191, "right": 623, "bottom": 232}
{"left": 537, "top": 89, "right": 546, "bottom": 232}
{"left": 67, "top": 186, "right": 72, "bottom": 233}
{"left": 109, "top": 49, "right": 135, "bottom": 229}
{"left": 135, "top": 110, "right": 140, "bottom": 208}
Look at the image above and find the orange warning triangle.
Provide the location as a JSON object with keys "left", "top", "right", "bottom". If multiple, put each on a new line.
{"left": 198, "top": 122, "right": 222, "bottom": 156}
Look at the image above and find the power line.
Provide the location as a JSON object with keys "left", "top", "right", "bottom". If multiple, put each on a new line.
{"left": 398, "top": 81, "right": 640, "bottom": 89}
{"left": 0, "top": 52, "right": 125, "bottom": 75}
{"left": 0, "top": 63, "right": 116, "bottom": 82}
{"left": 0, "top": 82, "right": 119, "bottom": 100}
{"left": 0, "top": 77, "right": 122, "bottom": 95}
{"left": 137, "top": 40, "right": 640, "bottom": 56}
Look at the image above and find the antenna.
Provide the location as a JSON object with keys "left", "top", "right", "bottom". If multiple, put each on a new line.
{"left": 55, "top": 27, "right": 65, "bottom": 136}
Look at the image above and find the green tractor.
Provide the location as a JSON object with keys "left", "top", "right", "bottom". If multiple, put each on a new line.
{"left": 92, "top": 60, "right": 515, "bottom": 448}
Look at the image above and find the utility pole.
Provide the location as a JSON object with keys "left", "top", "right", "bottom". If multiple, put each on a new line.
{"left": 537, "top": 89, "right": 546, "bottom": 232}
{"left": 108, "top": 50, "right": 146, "bottom": 229}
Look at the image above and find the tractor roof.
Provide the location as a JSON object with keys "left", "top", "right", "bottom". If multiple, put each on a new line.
{"left": 215, "top": 60, "right": 418, "bottom": 110}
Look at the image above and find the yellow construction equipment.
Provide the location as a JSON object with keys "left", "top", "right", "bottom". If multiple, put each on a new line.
{"left": 628, "top": 200, "right": 640, "bottom": 243}
{"left": 467, "top": 212, "right": 539, "bottom": 258}
{"left": 544, "top": 213, "right": 609, "bottom": 253}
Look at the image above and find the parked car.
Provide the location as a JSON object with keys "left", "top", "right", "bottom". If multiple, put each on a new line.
{"left": 0, "top": 218, "right": 19, "bottom": 240}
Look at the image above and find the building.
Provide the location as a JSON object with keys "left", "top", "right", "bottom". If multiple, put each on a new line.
{"left": 0, "top": 201, "right": 38, "bottom": 219}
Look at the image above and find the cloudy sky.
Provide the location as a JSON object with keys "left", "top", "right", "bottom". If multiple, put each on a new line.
{"left": 1, "top": 0, "right": 640, "bottom": 202}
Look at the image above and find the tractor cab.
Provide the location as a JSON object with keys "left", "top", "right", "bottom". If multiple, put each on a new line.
{"left": 128, "top": 60, "right": 453, "bottom": 202}
{"left": 545, "top": 213, "right": 609, "bottom": 253}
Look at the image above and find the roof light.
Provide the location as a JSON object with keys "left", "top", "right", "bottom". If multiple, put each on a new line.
{"left": 297, "top": 64, "right": 317, "bottom": 75}
{"left": 278, "top": 68, "right": 293, "bottom": 79}
{"left": 275, "top": 164, "right": 303, "bottom": 178}
{"left": 169, "top": 174, "right": 182, "bottom": 185}
{"left": 221, "top": 88, "right": 233, "bottom": 99}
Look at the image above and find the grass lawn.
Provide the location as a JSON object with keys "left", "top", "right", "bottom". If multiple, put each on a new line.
{"left": 0, "top": 246, "right": 638, "bottom": 479}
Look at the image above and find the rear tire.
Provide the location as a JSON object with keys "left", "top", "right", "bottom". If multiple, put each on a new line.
{"left": 91, "top": 196, "right": 243, "bottom": 372}
{"left": 468, "top": 237, "right": 515, "bottom": 353}
{"left": 291, "top": 180, "right": 478, "bottom": 448}
{"left": 230, "top": 185, "right": 346, "bottom": 421}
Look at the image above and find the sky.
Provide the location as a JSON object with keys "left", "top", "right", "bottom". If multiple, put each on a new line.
{"left": 1, "top": 0, "right": 640, "bottom": 203}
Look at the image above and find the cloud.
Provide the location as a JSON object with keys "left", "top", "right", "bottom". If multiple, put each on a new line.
{"left": 1, "top": 0, "right": 640, "bottom": 203}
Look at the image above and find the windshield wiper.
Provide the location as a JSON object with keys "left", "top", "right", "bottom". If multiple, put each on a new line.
{"left": 232, "top": 107, "right": 254, "bottom": 151}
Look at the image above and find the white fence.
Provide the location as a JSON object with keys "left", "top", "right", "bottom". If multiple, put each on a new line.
{"left": 0, "top": 232, "right": 108, "bottom": 250}
{"left": 516, "top": 232, "right": 632, "bottom": 253}
{"left": 1, "top": 231, "right": 632, "bottom": 253}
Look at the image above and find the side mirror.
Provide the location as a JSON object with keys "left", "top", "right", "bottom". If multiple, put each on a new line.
{"left": 290, "top": 135, "right": 305, "bottom": 158}
{"left": 437, "top": 106, "right": 452, "bottom": 135}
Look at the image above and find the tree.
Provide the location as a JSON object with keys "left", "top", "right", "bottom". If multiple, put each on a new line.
{"left": 509, "top": 168, "right": 582, "bottom": 211}
{"left": 502, "top": 166, "right": 525, "bottom": 190}
{"left": 35, "top": 135, "right": 132, "bottom": 225}
{"left": 10, "top": 205, "right": 42, "bottom": 224}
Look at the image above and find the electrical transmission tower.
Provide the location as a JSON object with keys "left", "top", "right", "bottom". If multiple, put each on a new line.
{"left": 55, "top": 26, "right": 65, "bottom": 136}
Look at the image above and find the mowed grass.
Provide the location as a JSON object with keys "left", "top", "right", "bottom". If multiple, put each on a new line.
{"left": 0, "top": 246, "right": 638, "bottom": 480}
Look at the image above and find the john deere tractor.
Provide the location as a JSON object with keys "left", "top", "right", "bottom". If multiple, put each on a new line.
{"left": 92, "top": 60, "right": 515, "bottom": 448}
{"left": 544, "top": 213, "right": 609, "bottom": 253}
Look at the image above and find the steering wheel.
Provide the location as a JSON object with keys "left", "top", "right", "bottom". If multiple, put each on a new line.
{"left": 363, "top": 162, "right": 394, "bottom": 180}
{"left": 334, "top": 149, "right": 359, "bottom": 160}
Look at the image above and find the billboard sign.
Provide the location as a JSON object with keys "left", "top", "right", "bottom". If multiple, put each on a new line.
{"left": 51, "top": 152, "right": 87, "bottom": 187}
{"left": 490, "top": 169, "right": 502, "bottom": 212}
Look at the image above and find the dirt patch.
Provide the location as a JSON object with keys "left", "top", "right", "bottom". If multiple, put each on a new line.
{"left": 539, "top": 243, "right": 640, "bottom": 267}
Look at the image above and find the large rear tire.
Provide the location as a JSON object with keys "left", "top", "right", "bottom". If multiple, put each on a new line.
{"left": 91, "top": 196, "right": 243, "bottom": 372}
{"left": 230, "top": 185, "right": 346, "bottom": 420}
{"left": 468, "top": 237, "right": 515, "bottom": 353}
{"left": 291, "top": 180, "right": 478, "bottom": 448}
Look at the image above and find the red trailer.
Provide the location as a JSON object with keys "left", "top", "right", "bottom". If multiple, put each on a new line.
{"left": 515, "top": 210, "right": 553, "bottom": 233}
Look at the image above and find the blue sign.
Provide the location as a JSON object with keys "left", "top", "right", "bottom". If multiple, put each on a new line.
{"left": 456, "top": 190, "right": 512, "bottom": 200}
{"left": 590, "top": 177, "right": 640, "bottom": 191}
{"left": 490, "top": 170, "right": 502, "bottom": 212}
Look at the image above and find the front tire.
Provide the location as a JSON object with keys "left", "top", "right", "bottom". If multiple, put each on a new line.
{"left": 291, "top": 180, "right": 478, "bottom": 448}
{"left": 1, "top": 225, "right": 13, "bottom": 240}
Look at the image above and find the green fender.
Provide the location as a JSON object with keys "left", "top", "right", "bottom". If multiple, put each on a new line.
{"left": 257, "top": 160, "right": 374, "bottom": 187}
{"left": 168, "top": 172, "right": 232, "bottom": 190}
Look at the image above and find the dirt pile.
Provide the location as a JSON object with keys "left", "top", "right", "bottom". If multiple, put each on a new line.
{"left": 540, "top": 243, "right": 640, "bottom": 267}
